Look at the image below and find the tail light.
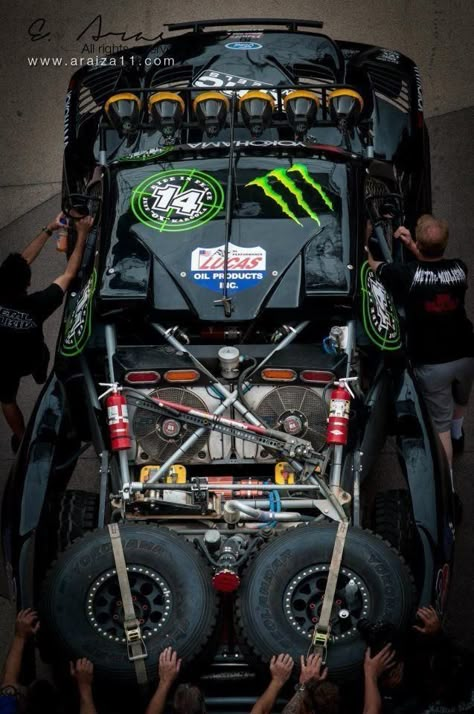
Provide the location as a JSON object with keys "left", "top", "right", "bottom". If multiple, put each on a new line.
{"left": 125, "top": 371, "right": 160, "bottom": 385}
{"left": 261, "top": 368, "right": 296, "bottom": 382}
{"left": 300, "top": 370, "right": 335, "bottom": 384}
{"left": 164, "top": 369, "right": 200, "bottom": 383}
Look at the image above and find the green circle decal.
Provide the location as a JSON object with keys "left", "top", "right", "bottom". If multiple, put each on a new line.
{"left": 131, "top": 169, "right": 224, "bottom": 232}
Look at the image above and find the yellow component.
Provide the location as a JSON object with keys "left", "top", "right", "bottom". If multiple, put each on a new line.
{"left": 327, "top": 88, "right": 364, "bottom": 110}
{"left": 239, "top": 90, "right": 275, "bottom": 109}
{"left": 139, "top": 464, "right": 187, "bottom": 483}
{"left": 105, "top": 92, "right": 142, "bottom": 113}
{"left": 275, "top": 462, "right": 295, "bottom": 485}
{"left": 283, "top": 90, "right": 320, "bottom": 109}
{"left": 192, "top": 91, "right": 230, "bottom": 112}
{"left": 148, "top": 91, "right": 185, "bottom": 112}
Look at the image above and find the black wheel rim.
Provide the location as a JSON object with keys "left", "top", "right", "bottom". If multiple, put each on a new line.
{"left": 86, "top": 565, "right": 172, "bottom": 643}
{"left": 283, "top": 565, "right": 369, "bottom": 641}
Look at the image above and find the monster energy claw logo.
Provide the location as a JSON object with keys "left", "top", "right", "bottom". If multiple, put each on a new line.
{"left": 246, "top": 163, "right": 334, "bottom": 226}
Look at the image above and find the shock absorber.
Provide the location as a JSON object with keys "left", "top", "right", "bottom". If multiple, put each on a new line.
{"left": 326, "top": 380, "right": 353, "bottom": 446}
{"left": 100, "top": 383, "right": 131, "bottom": 451}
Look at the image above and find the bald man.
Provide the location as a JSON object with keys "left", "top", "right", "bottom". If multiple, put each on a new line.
{"left": 367, "top": 215, "right": 474, "bottom": 468}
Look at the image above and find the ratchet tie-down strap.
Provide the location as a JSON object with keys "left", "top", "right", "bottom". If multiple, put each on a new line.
{"left": 307, "top": 519, "right": 349, "bottom": 662}
{"left": 108, "top": 524, "right": 148, "bottom": 686}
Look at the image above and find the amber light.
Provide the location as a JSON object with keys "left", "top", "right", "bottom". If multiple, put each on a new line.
{"left": 125, "top": 371, "right": 160, "bottom": 385}
{"left": 164, "top": 369, "right": 200, "bottom": 383}
{"left": 300, "top": 370, "right": 335, "bottom": 384}
{"left": 261, "top": 368, "right": 297, "bottom": 382}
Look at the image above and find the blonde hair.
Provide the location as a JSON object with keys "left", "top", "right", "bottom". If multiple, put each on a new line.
{"left": 415, "top": 214, "right": 449, "bottom": 258}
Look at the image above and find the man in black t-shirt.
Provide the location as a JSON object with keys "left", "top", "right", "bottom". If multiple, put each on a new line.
{"left": 367, "top": 215, "right": 474, "bottom": 467}
{"left": 0, "top": 214, "right": 93, "bottom": 452}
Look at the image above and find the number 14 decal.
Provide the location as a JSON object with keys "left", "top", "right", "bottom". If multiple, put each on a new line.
{"left": 152, "top": 184, "right": 206, "bottom": 217}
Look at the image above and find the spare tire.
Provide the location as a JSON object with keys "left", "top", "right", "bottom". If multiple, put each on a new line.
{"left": 39, "top": 523, "right": 218, "bottom": 682}
{"left": 236, "top": 524, "right": 415, "bottom": 681}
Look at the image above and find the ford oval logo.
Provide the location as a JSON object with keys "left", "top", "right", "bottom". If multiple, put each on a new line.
{"left": 225, "top": 42, "right": 263, "bottom": 50}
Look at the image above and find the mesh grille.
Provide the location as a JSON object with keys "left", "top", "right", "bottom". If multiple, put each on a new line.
{"left": 133, "top": 388, "right": 208, "bottom": 463}
{"left": 255, "top": 386, "right": 327, "bottom": 451}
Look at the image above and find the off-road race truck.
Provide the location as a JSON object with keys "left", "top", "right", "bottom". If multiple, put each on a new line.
{"left": 2, "top": 18, "right": 454, "bottom": 712}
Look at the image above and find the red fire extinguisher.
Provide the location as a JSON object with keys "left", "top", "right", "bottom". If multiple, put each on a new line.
{"left": 327, "top": 381, "right": 352, "bottom": 445}
{"left": 101, "top": 384, "right": 131, "bottom": 451}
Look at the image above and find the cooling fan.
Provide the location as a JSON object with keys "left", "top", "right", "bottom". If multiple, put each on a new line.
{"left": 133, "top": 387, "right": 209, "bottom": 463}
{"left": 255, "top": 385, "right": 328, "bottom": 451}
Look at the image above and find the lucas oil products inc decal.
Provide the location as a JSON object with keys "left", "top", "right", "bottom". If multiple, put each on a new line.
{"left": 131, "top": 169, "right": 224, "bottom": 232}
{"left": 191, "top": 243, "right": 266, "bottom": 293}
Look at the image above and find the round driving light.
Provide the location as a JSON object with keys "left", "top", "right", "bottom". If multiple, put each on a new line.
{"left": 193, "top": 91, "right": 229, "bottom": 137}
{"left": 239, "top": 90, "right": 274, "bottom": 137}
{"left": 327, "top": 89, "right": 364, "bottom": 132}
{"left": 284, "top": 90, "right": 319, "bottom": 137}
{"left": 148, "top": 92, "right": 185, "bottom": 138}
{"left": 105, "top": 93, "right": 142, "bottom": 136}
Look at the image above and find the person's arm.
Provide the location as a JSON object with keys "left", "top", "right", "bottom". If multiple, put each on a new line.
{"left": 412, "top": 605, "right": 441, "bottom": 636}
{"left": 70, "top": 658, "right": 97, "bottom": 714}
{"left": 363, "top": 645, "right": 396, "bottom": 714}
{"left": 251, "top": 654, "right": 293, "bottom": 714}
{"left": 21, "top": 214, "right": 64, "bottom": 265}
{"left": 53, "top": 216, "right": 94, "bottom": 293}
{"left": 145, "top": 647, "right": 181, "bottom": 714}
{"left": 394, "top": 226, "right": 423, "bottom": 260}
{"left": 70, "top": 659, "right": 97, "bottom": 714}
{"left": 282, "top": 654, "right": 327, "bottom": 714}
{"left": 2, "top": 609, "right": 40, "bottom": 688}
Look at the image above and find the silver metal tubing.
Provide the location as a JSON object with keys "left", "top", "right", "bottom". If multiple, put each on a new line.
{"left": 128, "top": 482, "right": 322, "bottom": 493}
{"left": 344, "top": 320, "right": 356, "bottom": 378}
{"left": 147, "top": 320, "right": 311, "bottom": 482}
{"left": 118, "top": 450, "right": 131, "bottom": 488}
{"left": 104, "top": 324, "right": 117, "bottom": 382}
{"left": 224, "top": 500, "right": 301, "bottom": 522}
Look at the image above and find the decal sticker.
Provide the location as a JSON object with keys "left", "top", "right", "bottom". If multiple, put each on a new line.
{"left": 60, "top": 269, "right": 97, "bottom": 357}
{"left": 376, "top": 49, "right": 400, "bottom": 64}
{"left": 228, "top": 31, "right": 263, "bottom": 39}
{"left": 117, "top": 146, "right": 173, "bottom": 163}
{"left": 246, "top": 163, "right": 333, "bottom": 226}
{"left": 194, "top": 69, "right": 271, "bottom": 92}
{"left": 190, "top": 243, "right": 266, "bottom": 293}
{"left": 360, "top": 262, "right": 401, "bottom": 351}
{"left": 225, "top": 42, "right": 262, "bottom": 50}
{"left": 131, "top": 169, "right": 224, "bottom": 232}
{"left": 435, "top": 563, "right": 450, "bottom": 615}
{"left": 414, "top": 65, "right": 423, "bottom": 112}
